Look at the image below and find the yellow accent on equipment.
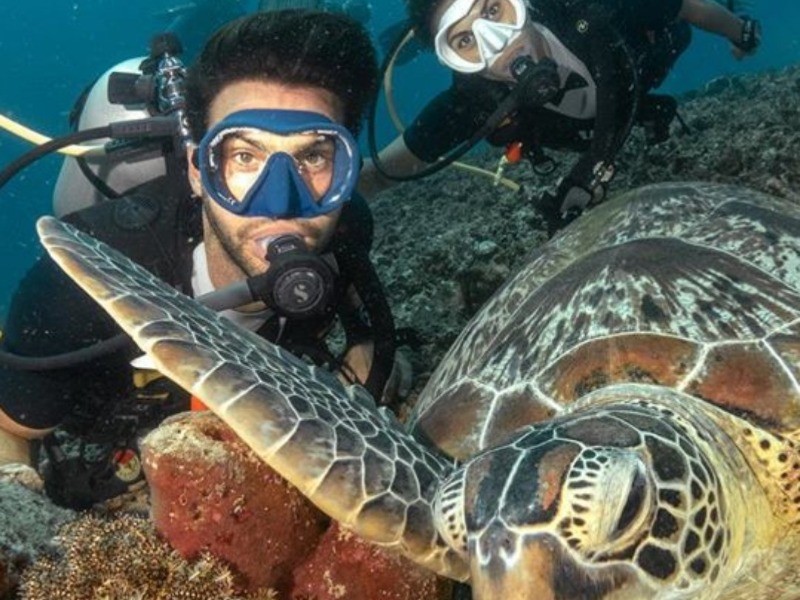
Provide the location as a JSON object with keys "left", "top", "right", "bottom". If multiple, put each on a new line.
{"left": 0, "top": 113, "right": 106, "bottom": 157}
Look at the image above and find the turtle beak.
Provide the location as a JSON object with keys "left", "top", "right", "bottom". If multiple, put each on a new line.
{"left": 469, "top": 532, "right": 630, "bottom": 600}
{"left": 470, "top": 534, "right": 561, "bottom": 600}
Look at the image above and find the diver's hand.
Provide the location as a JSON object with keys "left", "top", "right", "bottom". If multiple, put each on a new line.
{"left": 732, "top": 16, "right": 761, "bottom": 59}
{"left": 554, "top": 167, "right": 610, "bottom": 212}
{"left": 534, "top": 184, "right": 594, "bottom": 238}
{"left": 533, "top": 172, "right": 609, "bottom": 237}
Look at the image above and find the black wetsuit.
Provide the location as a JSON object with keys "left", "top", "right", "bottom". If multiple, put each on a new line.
{"left": 0, "top": 178, "right": 395, "bottom": 431}
{"left": 404, "top": 0, "right": 690, "bottom": 192}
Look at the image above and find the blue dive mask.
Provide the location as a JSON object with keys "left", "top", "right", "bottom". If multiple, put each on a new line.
{"left": 197, "top": 109, "right": 360, "bottom": 219}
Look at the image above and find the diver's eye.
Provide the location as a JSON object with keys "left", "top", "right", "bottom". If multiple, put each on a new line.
{"left": 295, "top": 140, "right": 335, "bottom": 175}
{"left": 231, "top": 150, "right": 258, "bottom": 168}
{"left": 297, "top": 151, "right": 325, "bottom": 171}
{"left": 219, "top": 138, "right": 267, "bottom": 174}
{"left": 454, "top": 31, "right": 475, "bottom": 51}
{"left": 483, "top": 1, "right": 501, "bottom": 20}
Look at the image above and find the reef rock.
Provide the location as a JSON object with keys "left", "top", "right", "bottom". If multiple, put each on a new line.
{"left": 142, "top": 411, "right": 450, "bottom": 599}
{"left": 292, "top": 522, "right": 453, "bottom": 600}
{"left": 141, "top": 411, "right": 328, "bottom": 594}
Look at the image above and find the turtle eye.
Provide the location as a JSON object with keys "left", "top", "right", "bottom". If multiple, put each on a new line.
{"left": 615, "top": 463, "right": 648, "bottom": 535}
{"left": 558, "top": 449, "right": 654, "bottom": 559}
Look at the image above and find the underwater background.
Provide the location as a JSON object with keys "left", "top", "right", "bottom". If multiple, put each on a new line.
{"left": 0, "top": 0, "right": 798, "bottom": 319}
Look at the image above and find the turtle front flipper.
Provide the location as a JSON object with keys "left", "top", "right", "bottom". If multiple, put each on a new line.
{"left": 36, "top": 216, "right": 468, "bottom": 581}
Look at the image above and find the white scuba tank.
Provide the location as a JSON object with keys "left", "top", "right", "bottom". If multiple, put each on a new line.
{"left": 52, "top": 57, "right": 168, "bottom": 217}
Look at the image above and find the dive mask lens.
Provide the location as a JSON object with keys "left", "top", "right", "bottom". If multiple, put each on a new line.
{"left": 198, "top": 109, "right": 359, "bottom": 219}
{"left": 434, "top": 0, "right": 527, "bottom": 73}
{"left": 210, "top": 129, "right": 337, "bottom": 204}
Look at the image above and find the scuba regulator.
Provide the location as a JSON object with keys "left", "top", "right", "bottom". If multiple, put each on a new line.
{"left": 256, "top": 235, "right": 337, "bottom": 320}
{"left": 107, "top": 33, "right": 192, "bottom": 150}
{"left": 199, "top": 235, "right": 338, "bottom": 321}
{"left": 94, "top": 33, "right": 193, "bottom": 204}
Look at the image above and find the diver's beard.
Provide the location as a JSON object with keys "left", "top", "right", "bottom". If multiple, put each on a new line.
{"left": 200, "top": 197, "right": 339, "bottom": 288}
{"left": 202, "top": 201, "right": 264, "bottom": 282}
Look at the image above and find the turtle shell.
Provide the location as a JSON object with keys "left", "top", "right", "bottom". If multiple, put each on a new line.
{"left": 410, "top": 182, "right": 800, "bottom": 460}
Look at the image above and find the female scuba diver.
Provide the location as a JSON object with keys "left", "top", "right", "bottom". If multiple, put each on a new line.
{"left": 361, "top": 0, "right": 761, "bottom": 234}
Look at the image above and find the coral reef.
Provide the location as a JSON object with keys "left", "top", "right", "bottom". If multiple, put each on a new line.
{"left": 18, "top": 514, "right": 274, "bottom": 600}
{"left": 0, "top": 469, "right": 74, "bottom": 599}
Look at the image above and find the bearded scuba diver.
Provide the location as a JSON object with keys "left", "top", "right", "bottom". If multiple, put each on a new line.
{"left": 0, "top": 13, "right": 402, "bottom": 509}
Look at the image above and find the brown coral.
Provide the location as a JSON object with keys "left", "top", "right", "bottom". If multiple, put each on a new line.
{"left": 18, "top": 514, "right": 274, "bottom": 600}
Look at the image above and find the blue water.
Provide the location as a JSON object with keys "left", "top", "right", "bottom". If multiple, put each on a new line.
{"left": 0, "top": 0, "right": 798, "bottom": 319}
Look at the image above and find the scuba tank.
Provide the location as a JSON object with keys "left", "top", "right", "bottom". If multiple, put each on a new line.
{"left": 51, "top": 58, "right": 167, "bottom": 217}
{"left": 52, "top": 33, "right": 191, "bottom": 217}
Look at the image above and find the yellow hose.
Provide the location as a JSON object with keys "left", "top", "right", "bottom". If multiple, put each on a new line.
{"left": 455, "top": 161, "right": 520, "bottom": 192}
{"left": 381, "top": 29, "right": 520, "bottom": 193}
{"left": 0, "top": 113, "right": 106, "bottom": 157}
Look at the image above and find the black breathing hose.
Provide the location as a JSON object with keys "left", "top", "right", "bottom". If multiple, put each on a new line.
{"left": 0, "top": 335, "right": 132, "bottom": 371}
{"left": 0, "top": 126, "right": 112, "bottom": 190}
{"left": 0, "top": 116, "right": 183, "bottom": 371}
{"left": 366, "top": 22, "right": 491, "bottom": 182}
{"left": 0, "top": 117, "right": 178, "bottom": 192}
{"left": 0, "top": 278, "right": 263, "bottom": 371}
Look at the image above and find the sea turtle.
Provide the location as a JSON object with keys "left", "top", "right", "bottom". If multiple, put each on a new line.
{"left": 38, "top": 181, "right": 800, "bottom": 599}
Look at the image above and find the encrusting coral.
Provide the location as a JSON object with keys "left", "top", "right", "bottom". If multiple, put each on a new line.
{"left": 18, "top": 513, "right": 275, "bottom": 600}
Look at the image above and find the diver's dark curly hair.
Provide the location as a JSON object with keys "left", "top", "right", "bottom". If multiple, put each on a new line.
{"left": 185, "top": 10, "right": 378, "bottom": 140}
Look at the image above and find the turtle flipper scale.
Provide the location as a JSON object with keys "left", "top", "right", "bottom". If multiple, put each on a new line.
{"left": 37, "top": 216, "right": 468, "bottom": 580}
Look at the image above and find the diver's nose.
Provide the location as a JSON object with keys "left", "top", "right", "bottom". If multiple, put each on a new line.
{"left": 473, "top": 19, "right": 513, "bottom": 56}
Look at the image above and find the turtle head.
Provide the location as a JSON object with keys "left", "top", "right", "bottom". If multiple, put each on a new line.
{"left": 433, "top": 405, "right": 731, "bottom": 599}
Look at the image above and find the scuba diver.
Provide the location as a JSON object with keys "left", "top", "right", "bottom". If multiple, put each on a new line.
{"left": 361, "top": 0, "right": 761, "bottom": 234}
{"left": 0, "top": 10, "right": 403, "bottom": 509}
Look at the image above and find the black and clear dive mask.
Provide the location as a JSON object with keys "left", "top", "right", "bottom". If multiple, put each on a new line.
{"left": 198, "top": 109, "right": 360, "bottom": 219}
